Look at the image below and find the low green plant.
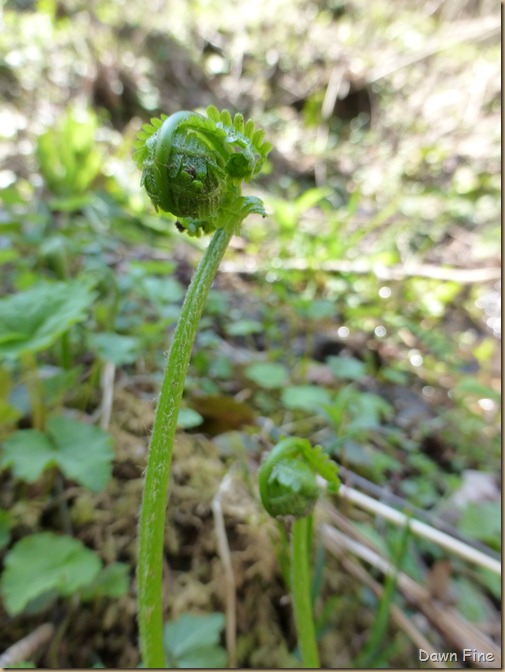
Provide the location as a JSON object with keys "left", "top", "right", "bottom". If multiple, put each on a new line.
{"left": 354, "top": 524, "right": 410, "bottom": 667}
{"left": 244, "top": 361, "right": 290, "bottom": 389}
{"left": 0, "top": 276, "right": 120, "bottom": 624}
{"left": 0, "top": 279, "right": 96, "bottom": 362}
{"left": 163, "top": 612, "right": 227, "bottom": 668}
{"left": 258, "top": 437, "right": 340, "bottom": 668}
{"left": 0, "top": 532, "right": 128, "bottom": 616}
{"left": 133, "top": 105, "right": 271, "bottom": 667}
{"left": 0, "top": 279, "right": 97, "bottom": 430}
{"left": 0, "top": 509, "right": 12, "bottom": 550}
{"left": 36, "top": 107, "right": 102, "bottom": 200}
{"left": 281, "top": 384, "right": 333, "bottom": 414}
{"left": 1, "top": 415, "right": 113, "bottom": 492}
{"left": 2, "top": 662, "right": 36, "bottom": 668}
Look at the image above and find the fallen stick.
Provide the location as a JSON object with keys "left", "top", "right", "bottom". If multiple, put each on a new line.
{"left": 322, "top": 525, "right": 501, "bottom": 667}
{"left": 0, "top": 623, "right": 54, "bottom": 667}
{"left": 333, "top": 483, "right": 501, "bottom": 575}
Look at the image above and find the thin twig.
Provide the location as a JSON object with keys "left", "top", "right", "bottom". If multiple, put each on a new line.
{"left": 0, "top": 623, "right": 54, "bottom": 667}
{"left": 212, "top": 472, "right": 237, "bottom": 668}
{"left": 99, "top": 360, "right": 116, "bottom": 431}
{"left": 329, "top": 466, "right": 500, "bottom": 560}
{"left": 334, "top": 484, "right": 501, "bottom": 575}
{"left": 322, "top": 525, "right": 501, "bottom": 667}
{"left": 338, "top": 551, "right": 445, "bottom": 668}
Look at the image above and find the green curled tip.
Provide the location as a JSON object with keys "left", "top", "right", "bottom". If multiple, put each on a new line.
{"left": 134, "top": 106, "right": 272, "bottom": 237}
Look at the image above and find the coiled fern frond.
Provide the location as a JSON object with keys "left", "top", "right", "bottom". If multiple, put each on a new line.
{"left": 133, "top": 106, "right": 271, "bottom": 236}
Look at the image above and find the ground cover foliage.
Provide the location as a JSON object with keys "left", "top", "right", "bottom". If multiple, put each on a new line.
{"left": 0, "top": 0, "right": 501, "bottom": 667}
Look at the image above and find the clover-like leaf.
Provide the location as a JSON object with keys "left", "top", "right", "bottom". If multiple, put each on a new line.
{"left": 1, "top": 415, "right": 113, "bottom": 492}
{"left": 46, "top": 416, "right": 113, "bottom": 491}
{"left": 88, "top": 332, "right": 139, "bottom": 365}
{"left": 0, "top": 533, "right": 102, "bottom": 615}
{"left": 163, "top": 612, "right": 227, "bottom": 669}
{"left": 0, "top": 429, "right": 55, "bottom": 482}
{"left": 281, "top": 385, "right": 333, "bottom": 413}
{"left": 79, "top": 562, "right": 130, "bottom": 600}
{"left": 245, "top": 362, "right": 289, "bottom": 389}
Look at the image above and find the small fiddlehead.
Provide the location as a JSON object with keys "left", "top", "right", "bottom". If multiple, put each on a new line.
{"left": 133, "top": 106, "right": 272, "bottom": 236}
{"left": 259, "top": 437, "right": 339, "bottom": 669}
{"left": 259, "top": 437, "right": 340, "bottom": 519}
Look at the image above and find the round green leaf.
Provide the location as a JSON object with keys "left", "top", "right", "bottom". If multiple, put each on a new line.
{"left": 281, "top": 385, "right": 333, "bottom": 413}
{"left": 1, "top": 429, "right": 56, "bottom": 482}
{"left": 89, "top": 332, "right": 139, "bottom": 365}
{"left": 177, "top": 408, "right": 204, "bottom": 429}
{"left": 80, "top": 562, "right": 130, "bottom": 600}
{"left": 0, "top": 533, "right": 102, "bottom": 615}
{"left": 327, "top": 355, "right": 367, "bottom": 380}
{"left": 163, "top": 612, "right": 226, "bottom": 663}
{"left": 245, "top": 362, "right": 289, "bottom": 389}
{"left": 46, "top": 416, "right": 113, "bottom": 492}
{"left": 226, "top": 319, "right": 263, "bottom": 336}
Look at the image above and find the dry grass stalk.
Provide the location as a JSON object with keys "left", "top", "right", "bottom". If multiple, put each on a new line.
{"left": 212, "top": 472, "right": 237, "bottom": 668}
{"left": 0, "top": 623, "right": 54, "bottom": 667}
{"left": 335, "top": 484, "right": 500, "bottom": 575}
{"left": 337, "top": 550, "right": 446, "bottom": 668}
{"left": 321, "top": 524, "right": 501, "bottom": 668}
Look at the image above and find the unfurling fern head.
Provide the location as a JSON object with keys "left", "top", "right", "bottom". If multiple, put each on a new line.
{"left": 133, "top": 106, "right": 272, "bottom": 235}
{"left": 259, "top": 437, "right": 340, "bottom": 520}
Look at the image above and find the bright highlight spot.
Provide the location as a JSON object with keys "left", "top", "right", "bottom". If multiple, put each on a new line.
{"left": 409, "top": 350, "right": 423, "bottom": 367}
{"left": 478, "top": 398, "right": 495, "bottom": 412}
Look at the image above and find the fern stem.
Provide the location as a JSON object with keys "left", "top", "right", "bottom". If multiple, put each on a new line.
{"left": 292, "top": 516, "right": 320, "bottom": 668}
{"left": 138, "top": 226, "right": 234, "bottom": 668}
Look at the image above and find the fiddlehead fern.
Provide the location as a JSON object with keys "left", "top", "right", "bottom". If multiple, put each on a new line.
{"left": 133, "top": 106, "right": 272, "bottom": 236}
{"left": 135, "top": 108, "right": 270, "bottom": 668}
{"left": 259, "top": 437, "right": 340, "bottom": 519}
{"left": 259, "top": 438, "right": 339, "bottom": 669}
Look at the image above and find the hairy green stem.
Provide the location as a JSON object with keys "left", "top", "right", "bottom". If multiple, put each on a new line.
{"left": 138, "top": 225, "right": 234, "bottom": 668}
{"left": 292, "top": 516, "right": 320, "bottom": 668}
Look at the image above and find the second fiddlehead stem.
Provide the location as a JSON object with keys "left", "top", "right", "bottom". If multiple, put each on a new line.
{"left": 292, "top": 516, "right": 319, "bottom": 668}
{"left": 259, "top": 437, "right": 339, "bottom": 668}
